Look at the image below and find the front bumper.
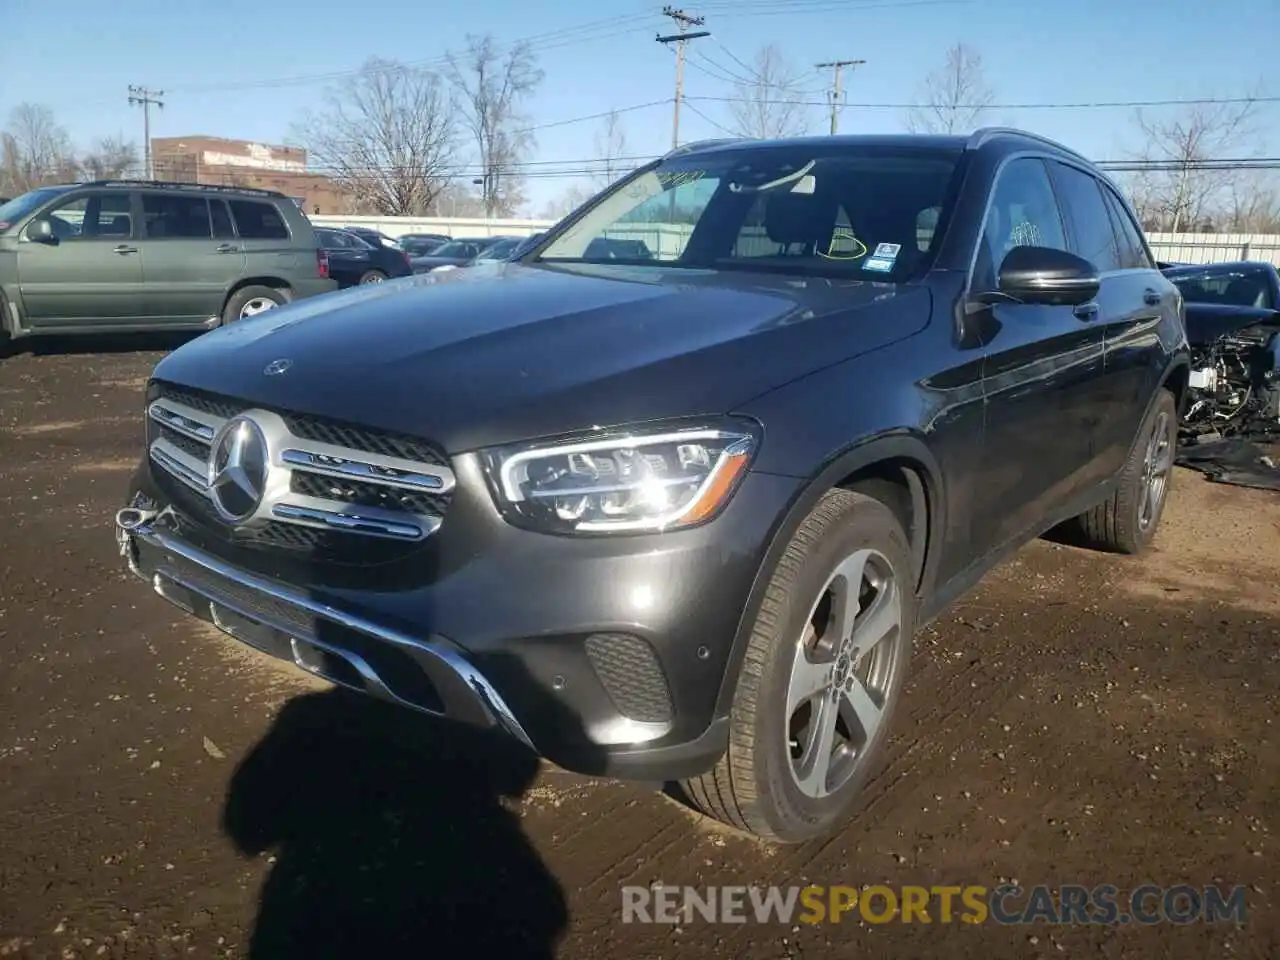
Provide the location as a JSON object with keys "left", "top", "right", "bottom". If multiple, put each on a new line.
{"left": 116, "top": 462, "right": 802, "bottom": 781}
{"left": 115, "top": 509, "right": 536, "bottom": 750}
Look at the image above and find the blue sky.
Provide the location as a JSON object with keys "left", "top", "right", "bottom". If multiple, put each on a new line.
{"left": 5, "top": 0, "right": 1277, "bottom": 212}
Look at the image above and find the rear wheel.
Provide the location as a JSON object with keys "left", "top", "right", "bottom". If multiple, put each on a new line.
{"left": 681, "top": 489, "right": 916, "bottom": 843}
{"left": 1064, "top": 387, "right": 1177, "bottom": 554}
{"left": 358, "top": 270, "right": 387, "bottom": 285}
{"left": 222, "top": 285, "right": 289, "bottom": 324}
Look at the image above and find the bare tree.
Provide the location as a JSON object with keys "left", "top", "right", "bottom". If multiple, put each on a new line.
{"left": 1126, "top": 98, "right": 1260, "bottom": 233}
{"left": 593, "top": 110, "right": 629, "bottom": 188}
{"left": 726, "top": 45, "right": 810, "bottom": 140}
{"left": 291, "top": 58, "right": 457, "bottom": 217}
{"left": 538, "top": 183, "right": 595, "bottom": 221}
{"left": 445, "top": 34, "right": 545, "bottom": 218}
{"left": 904, "top": 43, "right": 994, "bottom": 134}
{"left": 0, "top": 103, "right": 77, "bottom": 196}
{"left": 79, "top": 136, "right": 140, "bottom": 180}
{"left": 1225, "top": 175, "right": 1280, "bottom": 233}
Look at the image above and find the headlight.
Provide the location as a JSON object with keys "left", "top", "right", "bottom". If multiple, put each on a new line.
{"left": 480, "top": 420, "right": 759, "bottom": 535}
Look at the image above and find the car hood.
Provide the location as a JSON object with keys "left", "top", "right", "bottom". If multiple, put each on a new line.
{"left": 1185, "top": 302, "right": 1280, "bottom": 345}
{"left": 152, "top": 263, "right": 932, "bottom": 452}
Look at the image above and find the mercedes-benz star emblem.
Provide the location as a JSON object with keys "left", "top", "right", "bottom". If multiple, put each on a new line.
{"left": 263, "top": 358, "right": 292, "bottom": 376}
{"left": 207, "top": 417, "right": 269, "bottom": 523}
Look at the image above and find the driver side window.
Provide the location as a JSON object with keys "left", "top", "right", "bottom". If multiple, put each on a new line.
{"left": 974, "top": 159, "right": 1067, "bottom": 290}
{"left": 38, "top": 192, "right": 133, "bottom": 241}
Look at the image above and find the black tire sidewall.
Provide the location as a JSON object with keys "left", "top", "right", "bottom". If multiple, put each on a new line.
{"left": 223, "top": 286, "right": 287, "bottom": 324}
{"left": 752, "top": 494, "right": 917, "bottom": 839}
{"left": 359, "top": 270, "right": 387, "bottom": 285}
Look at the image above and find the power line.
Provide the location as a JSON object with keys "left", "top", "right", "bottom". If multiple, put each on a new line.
{"left": 685, "top": 94, "right": 1280, "bottom": 110}
{"left": 681, "top": 101, "right": 739, "bottom": 137}
{"left": 655, "top": 6, "right": 713, "bottom": 150}
{"left": 696, "top": 0, "right": 968, "bottom": 19}
{"left": 813, "top": 59, "right": 866, "bottom": 134}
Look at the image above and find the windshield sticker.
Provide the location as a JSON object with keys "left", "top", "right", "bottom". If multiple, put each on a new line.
{"left": 873, "top": 242, "right": 901, "bottom": 259}
{"left": 863, "top": 256, "right": 895, "bottom": 273}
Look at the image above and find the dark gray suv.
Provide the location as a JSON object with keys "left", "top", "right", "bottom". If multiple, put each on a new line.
{"left": 0, "top": 180, "right": 337, "bottom": 345}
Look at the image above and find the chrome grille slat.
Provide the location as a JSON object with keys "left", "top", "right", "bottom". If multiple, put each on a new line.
{"left": 146, "top": 381, "right": 454, "bottom": 547}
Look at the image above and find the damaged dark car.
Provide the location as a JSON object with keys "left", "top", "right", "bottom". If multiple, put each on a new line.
{"left": 1163, "top": 260, "right": 1280, "bottom": 489}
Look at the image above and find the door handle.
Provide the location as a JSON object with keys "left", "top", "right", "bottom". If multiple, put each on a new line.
{"left": 1143, "top": 289, "right": 1161, "bottom": 306}
{"left": 1073, "top": 302, "right": 1100, "bottom": 322}
{"left": 215, "top": 243, "right": 240, "bottom": 253}
{"left": 113, "top": 244, "right": 138, "bottom": 255}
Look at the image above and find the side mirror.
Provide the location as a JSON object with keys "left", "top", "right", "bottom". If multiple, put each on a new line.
{"left": 987, "top": 245, "right": 1100, "bottom": 306}
{"left": 26, "top": 219, "right": 56, "bottom": 244}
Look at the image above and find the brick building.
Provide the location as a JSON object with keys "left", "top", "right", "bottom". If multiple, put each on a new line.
{"left": 149, "top": 135, "right": 351, "bottom": 214}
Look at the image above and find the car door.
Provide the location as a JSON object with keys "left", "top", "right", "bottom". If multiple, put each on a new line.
{"left": 1082, "top": 170, "right": 1177, "bottom": 480}
{"left": 138, "top": 192, "right": 248, "bottom": 324}
{"left": 968, "top": 156, "right": 1107, "bottom": 558}
{"left": 16, "top": 189, "right": 145, "bottom": 328}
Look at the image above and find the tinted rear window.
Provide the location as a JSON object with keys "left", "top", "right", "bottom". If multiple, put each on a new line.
{"left": 229, "top": 200, "right": 290, "bottom": 240}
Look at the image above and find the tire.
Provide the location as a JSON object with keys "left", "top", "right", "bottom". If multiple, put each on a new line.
{"left": 222, "top": 285, "right": 289, "bottom": 324}
{"left": 1064, "top": 388, "right": 1177, "bottom": 555}
{"left": 358, "top": 270, "right": 387, "bottom": 285}
{"left": 681, "top": 489, "right": 917, "bottom": 843}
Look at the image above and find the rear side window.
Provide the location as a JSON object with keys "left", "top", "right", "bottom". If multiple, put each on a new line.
{"left": 142, "top": 193, "right": 213, "bottom": 239}
{"left": 1100, "top": 187, "right": 1153, "bottom": 270}
{"left": 228, "top": 200, "right": 290, "bottom": 240}
{"left": 1049, "top": 162, "right": 1122, "bottom": 273}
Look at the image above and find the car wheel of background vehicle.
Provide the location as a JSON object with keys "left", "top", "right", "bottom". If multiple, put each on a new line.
{"left": 1065, "top": 387, "right": 1177, "bottom": 555}
{"left": 358, "top": 270, "right": 387, "bottom": 285}
{"left": 222, "top": 285, "right": 289, "bottom": 324}
{"left": 681, "top": 489, "right": 916, "bottom": 843}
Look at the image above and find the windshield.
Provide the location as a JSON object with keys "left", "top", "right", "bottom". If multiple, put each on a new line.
{"left": 0, "top": 186, "right": 74, "bottom": 233}
{"left": 536, "top": 146, "right": 961, "bottom": 280}
{"left": 478, "top": 238, "right": 519, "bottom": 259}
{"left": 433, "top": 240, "right": 481, "bottom": 258}
{"left": 1170, "top": 267, "right": 1276, "bottom": 309}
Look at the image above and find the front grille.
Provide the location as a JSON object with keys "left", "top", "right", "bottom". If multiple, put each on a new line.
{"left": 146, "top": 380, "right": 455, "bottom": 556}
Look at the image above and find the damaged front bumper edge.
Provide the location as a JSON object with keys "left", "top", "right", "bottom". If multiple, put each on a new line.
{"left": 113, "top": 507, "right": 536, "bottom": 751}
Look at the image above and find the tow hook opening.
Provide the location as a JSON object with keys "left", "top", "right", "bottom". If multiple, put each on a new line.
{"left": 116, "top": 507, "right": 157, "bottom": 531}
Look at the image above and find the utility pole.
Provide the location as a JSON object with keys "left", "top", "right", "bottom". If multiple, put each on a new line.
{"left": 814, "top": 59, "right": 865, "bottom": 135}
{"left": 655, "top": 7, "right": 710, "bottom": 150}
{"left": 127, "top": 86, "right": 164, "bottom": 179}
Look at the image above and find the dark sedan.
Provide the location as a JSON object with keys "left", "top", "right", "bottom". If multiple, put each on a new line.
{"left": 315, "top": 227, "right": 412, "bottom": 287}
{"left": 1162, "top": 260, "right": 1279, "bottom": 310}
{"left": 409, "top": 236, "right": 508, "bottom": 274}
{"left": 398, "top": 233, "right": 451, "bottom": 257}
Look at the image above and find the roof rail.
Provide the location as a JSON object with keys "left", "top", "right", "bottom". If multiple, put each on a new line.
{"left": 965, "top": 127, "right": 1091, "bottom": 164}
{"left": 663, "top": 137, "right": 747, "bottom": 159}
{"left": 80, "top": 179, "right": 288, "bottom": 199}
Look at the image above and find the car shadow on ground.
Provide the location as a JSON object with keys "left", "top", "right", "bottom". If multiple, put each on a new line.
{"left": 222, "top": 682, "right": 577, "bottom": 959}
{"left": 1, "top": 330, "right": 204, "bottom": 359}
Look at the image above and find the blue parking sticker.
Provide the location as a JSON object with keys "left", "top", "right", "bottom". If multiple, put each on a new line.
{"left": 863, "top": 257, "right": 894, "bottom": 272}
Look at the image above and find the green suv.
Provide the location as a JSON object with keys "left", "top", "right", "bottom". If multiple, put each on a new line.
{"left": 0, "top": 180, "right": 338, "bottom": 344}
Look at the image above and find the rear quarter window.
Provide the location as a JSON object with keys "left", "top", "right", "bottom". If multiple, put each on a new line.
{"left": 228, "top": 200, "right": 291, "bottom": 240}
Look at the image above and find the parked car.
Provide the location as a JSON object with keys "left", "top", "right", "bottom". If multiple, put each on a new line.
{"left": 343, "top": 226, "right": 403, "bottom": 251}
{"left": 1161, "top": 261, "right": 1280, "bottom": 442}
{"left": 409, "top": 236, "right": 505, "bottom": 274}
{"left": 315, "top": 226, "right": 412, "bottom": 286}
{"left": 0, "top": 180, "right": 336, "bottom": 345}
{"left": 398, "top": 233, "right": 451, "bottom": 257}
{"left": 115, "top": 129, "right": 1187, "bottom": 843}
{"left": 466, "top": 236, "right": 526, "bottom": 265}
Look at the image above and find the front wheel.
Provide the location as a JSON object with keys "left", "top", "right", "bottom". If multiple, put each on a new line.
{"left": 681, "top": 489, "right": 916, "bottom": 843}
{"left": 358, "top": 270, "right": 387, "bottom": 285}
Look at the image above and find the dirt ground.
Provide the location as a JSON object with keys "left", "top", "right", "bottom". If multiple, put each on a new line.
{"left": 1, "top": 339, "right": 1277, "bottom": 960}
